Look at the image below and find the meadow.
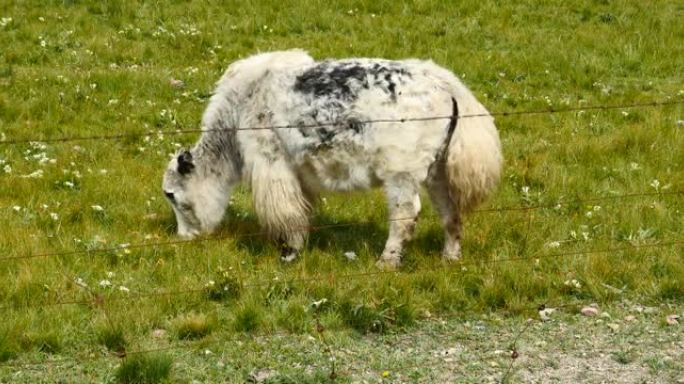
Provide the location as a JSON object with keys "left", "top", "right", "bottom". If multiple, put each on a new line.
{"left": 0, "top": 0, "right": 682, "bottom": 382}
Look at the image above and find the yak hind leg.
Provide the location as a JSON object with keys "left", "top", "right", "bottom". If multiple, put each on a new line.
{"left": 427, "top": 161, "right": 462, "bottom": 262}
{"left": 376, "top": 174, "right": 422, "bottom": 270}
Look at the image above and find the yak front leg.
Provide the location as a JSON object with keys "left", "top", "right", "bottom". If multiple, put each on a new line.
{"left": 376, "top": 175, "right": 421, "bottom": 270}
{"left": 251, "top": 157, "right": 311, "bottom": 263}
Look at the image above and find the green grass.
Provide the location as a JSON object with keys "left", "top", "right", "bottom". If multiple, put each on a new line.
{"left": 172, "top": 313, "right": 214, "bottom": 340}
{"left": 115, "top": 354, "right": 173, "bottom": 384}
{"left": 97, "top": 324, "right": 128, "bottom": 354}
{"left": 0, "top": 0, "right": 683, "bottom": 382}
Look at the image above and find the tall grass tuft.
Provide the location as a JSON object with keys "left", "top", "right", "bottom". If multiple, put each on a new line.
{"left": 115, "top": 354, "right": 173, "bottom": 384}
{"left": 96, "top": 325, "right": 127, "bottom": 355}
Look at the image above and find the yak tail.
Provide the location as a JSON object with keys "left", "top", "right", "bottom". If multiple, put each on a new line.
{"left": 443, "top": 76, "right": 503, "bottom": 212}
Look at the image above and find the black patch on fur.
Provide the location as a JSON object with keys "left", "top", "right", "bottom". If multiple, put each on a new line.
{"left": 294, "top": 60, "right": 409, "bottom": 146}
{"left": 177, "top": 150, "right": 195, "bottom": 175}
{"left": 294, "top": 60, "right": 411, "bottom": 103}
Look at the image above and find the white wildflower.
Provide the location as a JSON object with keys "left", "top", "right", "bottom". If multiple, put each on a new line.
{"left": 49, "top": 212, "right": 59, "bottom": 221}
{"left": 3, "top": 165, "right": 11, "bottom": 173}
{"left": 0, "top": 17, "right": 12, "bottom": 27}
{"left": 64, "top": 180, "right": 74, "bottom": 188}
{"left": 310, "top": 298, "right": 328, "bottom": 309}
{"left": 106, "top": 271, "right": 115, "bottom": 278}
{"left": 74, "top": 277, "right": 88, "bottom": 288}
{"left": 546, "top": 241, "right": 561, "bottom": 248}
{"left": 91, "top": 205, "right": 104, "bottom": 211}
{"left": 12, "top": 205, "right": 21, "bottom": 212}
{"left": 29, "top": 141, "right": 47, "bottom": 150}
{"left": 650, "top": 179, "right": 660, "bottom": 191}
{"left": 99, "top": 279, "right": 112, "bottom": 288}
{"left": 343, "top": 251, "right": 357, "bottom": 261}
{"left": 118, "top": 285, "right": 130, "bottom": 293}
{"left": 21, "top": 169, "right": 44, "bottom": 178}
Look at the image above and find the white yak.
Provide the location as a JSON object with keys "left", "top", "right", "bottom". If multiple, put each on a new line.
{"left": 162, "top": 50, "right": 502, "bottom": 269}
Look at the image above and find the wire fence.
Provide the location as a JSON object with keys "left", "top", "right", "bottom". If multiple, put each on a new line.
{"left": 0, "top": 99, "right": 681, "bottom": 146}
{"left": 0, "top": 98, "right": 682, "bottom": 382}
{"left": 1, "top": 189, "right": 680, "bottom": 263}
{"left": 1, "top": 235, "right": 682, "bottom": 312}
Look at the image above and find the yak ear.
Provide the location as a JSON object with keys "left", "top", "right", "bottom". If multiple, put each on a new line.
{"left": 177, "top": 150, "right": 195, "bottom": 175}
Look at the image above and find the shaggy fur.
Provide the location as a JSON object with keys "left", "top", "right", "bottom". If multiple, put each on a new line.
{"left": 162, "top": 49, "right": 503, "bottom": 268}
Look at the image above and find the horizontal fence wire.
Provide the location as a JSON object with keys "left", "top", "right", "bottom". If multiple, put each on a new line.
{"left": 0, "top": 189, "right": 680, "bottom": 263}
{"left": 0, "top": 99, "right": 681, "bottom": 146}
{"left": 1, "top": 237, "right": 681, "bottom": 312}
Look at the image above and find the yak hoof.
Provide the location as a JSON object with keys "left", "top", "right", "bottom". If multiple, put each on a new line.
{"left": 376, "top": 257, "right": 401, "bottom": 271}
{"left": 280, "top": 246, "right": 299, "bottom": 263}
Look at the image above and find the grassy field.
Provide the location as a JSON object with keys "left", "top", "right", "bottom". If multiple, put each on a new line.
{"left": 0, "top": 0, "right": 682, "bottom": 382}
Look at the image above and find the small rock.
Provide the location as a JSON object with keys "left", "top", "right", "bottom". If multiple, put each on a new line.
{"left": 438, "top": 347, "right": 460, "bottom": 358}
{"left": 151, "top": 329, "right": 167, "bottom": 339}
{"left": 624, "top": 315, "right": 636, "bottom": 322}
{"left": 248, "top": 368, "right": 278, "bottom": 383}
{"left": 169, "top": 78, "right": 185, "bottom": 88}
{"left": 539, "top": 307, "right": 556, "bottom": 322}
{"left": 581, "top": 306, "right": 599, "bottom": 317}
{"left": 643, "top": 306, "right": 658, "bottom": 314}
{"left": 666, "top": 314, "right": 680, "bottom": 326}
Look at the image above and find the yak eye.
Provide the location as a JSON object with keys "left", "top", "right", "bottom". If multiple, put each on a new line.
{"left": 164, "top": 191, "right": 175, "bottom": 201}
